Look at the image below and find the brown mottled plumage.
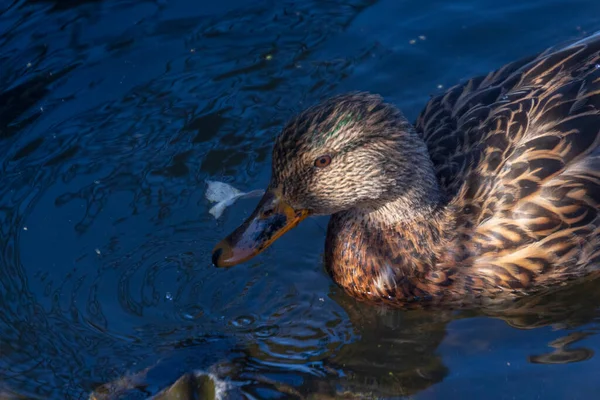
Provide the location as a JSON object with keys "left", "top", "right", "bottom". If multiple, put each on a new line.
{"left": 213, "top": 32, "right": 600, "bottom": 307}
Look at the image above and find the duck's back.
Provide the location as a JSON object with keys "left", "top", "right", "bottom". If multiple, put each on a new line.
{"left": 416, "top": 32, "right": 600, "bottom": 289}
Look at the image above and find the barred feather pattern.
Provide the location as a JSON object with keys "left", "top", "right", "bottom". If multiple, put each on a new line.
{"left": 325, "top": 33, "right": 600, "bottom": 306}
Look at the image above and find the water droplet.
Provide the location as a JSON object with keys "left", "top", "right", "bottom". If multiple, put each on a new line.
{"left": 39, "top": 107, "right": 44, "bottom": 112}
{"left": 409, "top": 39, "right": 416, "bottom": 45}
{"left": 437, "top": 84, "right": 444, "bottom": 89}
{"left": 26, "top": 62, "right": 32, "bottom": 68}
{"left": 319, "top": 297, "right": 325, "bottom": 302}
{"left": 23, "top": 227, "right": 28, "bottom": 231}
{"left": 253, "top": 324, "right": 279, "bottom": 338}
{"left": 230, "top": 315, "right": 256, "bottom": 327}
{"left": 595, "top": 64, "right": 600, "bottom": 69}
{"left": 181, "top": 305, "right": 204, "bottom": 320}
{"left": 165, "top": 292, "right": 173, "bottom": 301}
{"left": 418, "top": 35, "right": 426, "bottom": 41}
{"left": 95, "top": 248, "right": 101, "bottom": 255}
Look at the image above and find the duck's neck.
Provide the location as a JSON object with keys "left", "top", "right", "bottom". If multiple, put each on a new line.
{"left": 324, "top": 120, "right": 465, "bottom": 303}
{"left": 360, "top": 119, "right": 445, "bottom": 224}
{"left": 363, "top": 191, "right": 444, "bottom": 227}
{"left": 325, "top": 191, "right": 459, "bottom": 304}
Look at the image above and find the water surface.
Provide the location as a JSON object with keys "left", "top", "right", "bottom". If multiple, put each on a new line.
{"left": 2, "top": 0, "right": 600, "bottom": 398}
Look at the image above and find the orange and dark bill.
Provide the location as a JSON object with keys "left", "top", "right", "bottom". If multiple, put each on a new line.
{"left": 212, "top": 188, "right": 310, "bottom": 267}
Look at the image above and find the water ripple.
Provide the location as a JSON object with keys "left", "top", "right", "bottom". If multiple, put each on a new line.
{"left": 2, "top": 0, "right": 600, "bottom": 398}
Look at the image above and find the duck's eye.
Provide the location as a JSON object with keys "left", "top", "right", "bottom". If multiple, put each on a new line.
{"left": 314, "top": 155, "right": 332, "bottom": 168}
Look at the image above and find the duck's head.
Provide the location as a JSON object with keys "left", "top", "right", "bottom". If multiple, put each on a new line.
{"left": 212, "top": 92, "right": 438, "bottom": 267}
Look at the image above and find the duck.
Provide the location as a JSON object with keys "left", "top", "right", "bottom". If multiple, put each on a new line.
{"left": 212, "top": 32, "right": 600, "bottom": 307}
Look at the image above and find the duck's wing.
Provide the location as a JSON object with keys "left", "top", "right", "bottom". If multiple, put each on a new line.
{"left": 417, "top": 32, "right": 600, "bottom": 289}
{"left": 416, "top": 33, "right": 599, "bottom": 195}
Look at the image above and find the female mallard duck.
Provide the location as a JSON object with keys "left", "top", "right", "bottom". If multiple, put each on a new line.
{"left": 213, "top": 32, "right": 600, "bottom": 307}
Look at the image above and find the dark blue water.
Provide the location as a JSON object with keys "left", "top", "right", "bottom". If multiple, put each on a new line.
{"left": 2, "top": 0, "right": 600, "bottom": 398}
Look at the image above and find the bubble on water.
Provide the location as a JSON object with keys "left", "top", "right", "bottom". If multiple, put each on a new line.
{"left": 165, "top": 292, "right": 173, "bottom": 301}
{"left": 23, "top": 226, "right": 28, "bottom": 231}
{"left": 409, "top": 39, "right": 416, "bottom": 45}
{"left": 418, "top": 35, "right": 426, "bottom": 40}
{"left": 95, "top": 248, "right": 101, "bottom": 255}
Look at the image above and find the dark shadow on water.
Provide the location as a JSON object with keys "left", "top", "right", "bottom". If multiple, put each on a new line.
{"left": 24, "top": 0, "right": 104, "bottom": 13}
{"left": 0, "top": 65, "right": 78, "bottom": 140}
{"left": 82, "top": 277, "right": 600, "bottom": 398}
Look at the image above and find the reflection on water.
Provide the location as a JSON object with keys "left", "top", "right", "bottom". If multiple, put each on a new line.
{"left": 2, "top": 0, "right": 600, "bottom": 398}
{"left": 83, "top": 280, "right": 600, "bottom": 398}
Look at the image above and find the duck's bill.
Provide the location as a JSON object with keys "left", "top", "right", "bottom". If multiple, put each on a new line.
{"left": 212, "top": 188, "right": 310, "bottom": 267}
